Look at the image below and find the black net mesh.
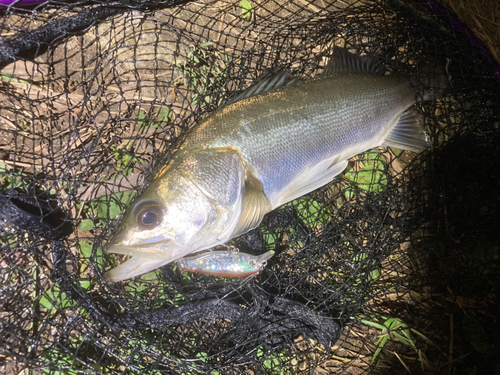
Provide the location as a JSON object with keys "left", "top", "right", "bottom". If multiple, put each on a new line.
{"left": 1, "top": 0, "right": 499, "bottom": 373}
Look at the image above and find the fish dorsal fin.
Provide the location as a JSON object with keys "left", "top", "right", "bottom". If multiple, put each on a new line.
{"left": 226, "top": 71, "right": 298, "bottom": 105}
{"left": 232, "top": 171, "right": 272, "bottom": 237}
{"left": 323, "top": 48, "right": 386, "bottom": 76}
{"left": 382, "top": 109, "right": 430, "bottom": 152}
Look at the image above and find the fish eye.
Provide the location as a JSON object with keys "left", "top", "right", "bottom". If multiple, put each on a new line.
{"left": 248, "top": 259, "right": 257, "bottom": 267}
{"left": 134, "top": 200, "right": 164, "bottom": 229}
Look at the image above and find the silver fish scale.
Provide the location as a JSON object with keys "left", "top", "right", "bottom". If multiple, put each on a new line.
{"left": 183, "top": 74, "right": 416, "bottom": 208}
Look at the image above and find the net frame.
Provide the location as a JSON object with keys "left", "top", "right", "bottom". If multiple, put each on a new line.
{"left": 1, "top": 0, "right": 499, "bottom": 373}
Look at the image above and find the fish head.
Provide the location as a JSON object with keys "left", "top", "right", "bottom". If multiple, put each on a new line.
{"left": 105, "top": 148, "right": 247, "bottom": 280}
{"left": 107, "top": 175, "right": 232, "bottom": 260}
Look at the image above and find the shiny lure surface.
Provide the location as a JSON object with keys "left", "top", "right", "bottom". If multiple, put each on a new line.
{"left": 176, "top": 249, "right": 275, "bottom": 277}
{"left": 104, "top": 48, "right": 432, "bottom": 282}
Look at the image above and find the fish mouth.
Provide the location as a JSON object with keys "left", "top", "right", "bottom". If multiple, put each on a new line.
{"left": 107, "top": 238, "right": 176, "bottom": 261}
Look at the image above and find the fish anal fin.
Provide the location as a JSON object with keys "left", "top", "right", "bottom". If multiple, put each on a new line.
{"left": 382, "top": 110, "right": 429, "bottom": 152}
{"left": 279, "top": 158, "right": 349, "bottom": 206}
{"left": 324, "top": 48, "right": 386, "bottom": 76}
{"left": 232, "top": 172, "right": 272, "bottom": 237}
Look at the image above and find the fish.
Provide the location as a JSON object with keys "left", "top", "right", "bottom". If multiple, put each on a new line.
{"left": 104, "top": 48, "right": 433, "bottom": 282}
{"left": 176, "top": 249, "right": 275, "bottom": 277}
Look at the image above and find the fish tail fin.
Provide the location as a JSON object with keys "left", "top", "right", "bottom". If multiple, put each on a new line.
{"left": 383, "top": 110, "right": 429, "bottom": 152}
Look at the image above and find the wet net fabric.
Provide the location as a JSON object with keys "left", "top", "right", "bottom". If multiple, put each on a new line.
{"left": 1, "top": 0, "right": 499, "bottom": 373}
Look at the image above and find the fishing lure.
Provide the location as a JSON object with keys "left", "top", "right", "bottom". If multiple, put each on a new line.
{"left": 176, "top": 249, "right": 274, "bottom": 277}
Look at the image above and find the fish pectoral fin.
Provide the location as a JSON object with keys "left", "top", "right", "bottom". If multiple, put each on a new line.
{"left": 324, "top": 48, "right": 386, "bottom": 76}
{"left": 104, "top": 256, "right": 172, "bottom": 282}
{"left": 280, "top": 158, "right": 349, "bottom": 206}
{"left": 382, "top": 110, "right": 429, "bottom": 152}
{"left": 232, "top": 172, "right": 272, "bottom": 237}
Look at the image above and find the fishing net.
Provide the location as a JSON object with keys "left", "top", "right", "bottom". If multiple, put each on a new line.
{"left": 1, "top": 0, "right": 499, "bottom": 373}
